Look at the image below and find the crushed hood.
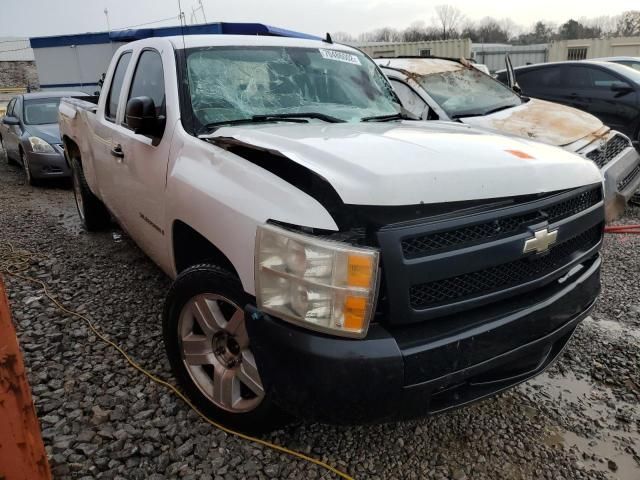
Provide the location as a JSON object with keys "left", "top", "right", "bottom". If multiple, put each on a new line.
{"left": 205, "top": 121, "right": 602, "bottom": 206}
{"left": 462, "top": 98, "right": 606, "bottom": 147}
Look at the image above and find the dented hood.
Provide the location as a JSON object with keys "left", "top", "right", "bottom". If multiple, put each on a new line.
{"left": 206, "top": 121, "right": 602, "bottom": 206}
{"left": 462, "top": 98, "right": 606, "bottom": 147}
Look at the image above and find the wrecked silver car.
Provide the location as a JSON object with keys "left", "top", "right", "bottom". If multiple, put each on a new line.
{"left": 377, "top": 57, "right": 640, "bottom": 221}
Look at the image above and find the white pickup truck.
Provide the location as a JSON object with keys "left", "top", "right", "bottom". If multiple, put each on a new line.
{"left": 60, "top": 33, "right": 605, "bottom": 432}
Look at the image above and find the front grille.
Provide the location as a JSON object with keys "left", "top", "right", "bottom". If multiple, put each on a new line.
{"left": 586, "top": 135, "right": 630, "bottom": 169}
{"left": 401, "top": 187, "right": 602, "bottom": 258}
{"left": 409, "top": 224, "right": 602, "bottom": 309}
{"left": 618, "top": 164, "right": 640, "bottom": 192}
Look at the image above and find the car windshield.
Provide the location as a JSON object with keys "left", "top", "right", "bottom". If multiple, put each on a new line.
{"left": 603, "top": 62, "right": 640, "bottom": 84}
{"left": 185, "top": 46, "right": 400, "bottom": 131}
{"left": 23, "top": 97, "right": 62, "bottom": 125}
{"left": 417, "top": 66, "right": 522, "bottom": 118}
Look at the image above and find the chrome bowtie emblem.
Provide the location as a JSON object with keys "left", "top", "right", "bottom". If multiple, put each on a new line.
{"left": 524, "top": 228, "right": 558, "bottom": 254}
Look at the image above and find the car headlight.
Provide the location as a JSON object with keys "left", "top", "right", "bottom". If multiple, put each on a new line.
{"left": 28, "top": 137, "right": 54, "bottom": 153}
{"left": 255, "top": 224, "right": 380, "bottom": 338}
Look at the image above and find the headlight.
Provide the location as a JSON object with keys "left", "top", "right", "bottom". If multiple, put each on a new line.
{"left": 28, "top": 137, "right": 54, "bottom": 153}
{"left": 255, "top": 224, "right": 380, "bottom": 338}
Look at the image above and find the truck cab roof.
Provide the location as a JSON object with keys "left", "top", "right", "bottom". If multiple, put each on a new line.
{"left": 127, "top": 34, "right": 361, "bottom": 53}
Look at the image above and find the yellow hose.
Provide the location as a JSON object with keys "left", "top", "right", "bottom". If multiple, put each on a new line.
{"left": 0, "top": 241, "right": 354, "bottom": 480}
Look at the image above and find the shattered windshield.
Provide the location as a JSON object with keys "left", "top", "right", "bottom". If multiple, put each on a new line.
{"left": 418, "top": 67, "right": 522, "bottom": 119}
{"left": 185, "top": 46, "right": 400, "bottom": 131}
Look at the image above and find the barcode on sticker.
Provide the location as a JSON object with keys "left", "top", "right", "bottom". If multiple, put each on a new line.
{"left": 319, "top": 49, "right": 361, "bottom": 65}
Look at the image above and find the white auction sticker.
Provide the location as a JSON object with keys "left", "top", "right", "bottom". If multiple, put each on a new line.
{"left": 319, "top": 48, "right": 361, "bottom": 65}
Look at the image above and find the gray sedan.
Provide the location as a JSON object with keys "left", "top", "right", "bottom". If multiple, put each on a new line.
{"left": 0, "top": 91, "right": 87, "bottom": 185}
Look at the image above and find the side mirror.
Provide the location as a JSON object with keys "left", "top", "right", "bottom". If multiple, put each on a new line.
{"left": 125, "top": 96, "right": 164, "bottom": 136}
{"left": 2, "top": 116, "right": 19, "bottom": 126}
{"left": 610, "top": 82, "right": 633, "bottom": 96}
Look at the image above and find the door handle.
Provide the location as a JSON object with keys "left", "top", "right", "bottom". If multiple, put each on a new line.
{"left": 110, "top": 144, "right": 124, "bottom": 158}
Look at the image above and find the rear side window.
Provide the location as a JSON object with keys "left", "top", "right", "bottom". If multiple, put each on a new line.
{"left": 106, "top": 51, "right": 132, "bottom": 121}
{"left": 127, "top": 50, "right": 166, "bottom": 118}
{"left": 389, "top": 79, "right": 427, "bottom": 118}
{"left": 517, "top": 67, "right": 562, "bottom": 91}
{"left": 564, "top": 66, "right": 592, "bottom": 89}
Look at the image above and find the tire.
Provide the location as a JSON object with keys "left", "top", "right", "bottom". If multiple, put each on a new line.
{"left": 163, "top": 264, "right": 288, "bottom": 433}
{"left": 70, "top": 157, "right": 111, "bottom": 231}
{"left": 0, "top": 136, "right": 12, "bottom": 165}
{"left": 21, "top": 148, "right": 39, "bottom": 186}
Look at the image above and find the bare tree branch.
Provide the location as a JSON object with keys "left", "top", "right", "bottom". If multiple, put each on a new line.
{"left": 433, "top": 4, "right": 465, "bottom": 40}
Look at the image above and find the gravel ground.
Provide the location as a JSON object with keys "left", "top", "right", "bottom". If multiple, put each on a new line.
{"left": 0, "top": 153, "right": 639, "bottom": 480}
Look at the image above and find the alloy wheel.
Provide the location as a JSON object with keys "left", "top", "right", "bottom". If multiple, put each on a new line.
{"left": 178, "top": 293, "right": 265, "bottom": 413}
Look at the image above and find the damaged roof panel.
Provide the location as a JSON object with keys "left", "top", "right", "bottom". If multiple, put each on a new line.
{"left": 376, "top": 58, "right": 464, "bottom": 76}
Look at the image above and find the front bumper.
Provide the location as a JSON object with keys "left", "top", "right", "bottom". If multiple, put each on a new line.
{"left": 25, "top": 144, "right": 70, "bottom": 179}
{"left": 245, "top": 254, "right": 600, "bottom": 424}
{"left": 601, "top": 147, "right": 640, "bottom": 221}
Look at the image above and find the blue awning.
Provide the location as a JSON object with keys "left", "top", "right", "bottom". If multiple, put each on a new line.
{"left": 30, "top": 22, "right": 322, "bottom": 49}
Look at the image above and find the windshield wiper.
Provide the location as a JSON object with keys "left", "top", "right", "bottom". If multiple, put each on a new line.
{"left": 202, "top": 112, "right": 345, "bottom": 132}
{"left": 482, "top": 104, "right": 518, "bottom": 115}
{"left": 452, "top": 104, "right": 518, "bottom": 119}
{"left": 252, "top": 112, "right": 346, "bottom": 123}
{"left": 202, "top": 116, "right": 308, "bottom": 132}
{"left": 361, "top": 109, "right": 419, "bottom": 122}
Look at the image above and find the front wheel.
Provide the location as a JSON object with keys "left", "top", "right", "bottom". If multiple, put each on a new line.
{"left": 70, "top": 157, "right": 111, "bottom": 231}
{"left": 163, "top": 264, "right": 288, "bottom": 433}
{"left": 21, "top": 149, "right": 38, "bottom": 186}
{"left": 0, "top": 137, "right": 12, "bottom": 165}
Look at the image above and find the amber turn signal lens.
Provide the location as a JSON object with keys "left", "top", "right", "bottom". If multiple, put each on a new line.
{"left": 348, "top": 255, "right": 373, "bottom": 288}
{"left": 344, "top": 296, "right": 367, "bottom": 330}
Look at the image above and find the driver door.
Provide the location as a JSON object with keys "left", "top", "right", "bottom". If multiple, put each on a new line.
{"left": 105, "top": 48, "right": 174, "bottom": 265}
{"left": 504, "top": 54, "right": 521, "bottom": 94}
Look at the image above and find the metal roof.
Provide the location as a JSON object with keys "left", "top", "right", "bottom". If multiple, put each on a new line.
{"left": 0, "top": 38, "right": 34, "bottom": 61}
{"left": 29, "top": 22, "right": 322, "bottom": 49}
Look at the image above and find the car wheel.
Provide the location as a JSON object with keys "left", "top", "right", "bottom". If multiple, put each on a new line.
{"left": 21, "top": 149, "right": 39, "bottom": 186}
{"left": 70, "top": 157, "right": 111, "bottom": 231}
{"left": 163, "top": 264, "right": 288, "bottom": 433}
{"left": 0, "top": 137, "right": 12, "bottom": 165}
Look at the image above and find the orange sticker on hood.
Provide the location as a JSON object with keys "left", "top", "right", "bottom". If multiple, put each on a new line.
{"left": 505, "top": 149, "right": 535, "bottom": 159}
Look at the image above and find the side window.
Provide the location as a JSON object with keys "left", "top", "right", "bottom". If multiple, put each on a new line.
{"left": 13, "top": 98, "right": 22, "bottom": 118}
{"left": 588, "top": 68, "right": 626, "bottom": 89}
{"left": 127, "top": 50, "right": 166, "bottom": 119}
{"left": 563, "top": 66, "right": 592, "bottom": 89}
{"left": 514, "top": 70, "right": 539, "bottom": 91}
{"left": 105, "top": 51, "right": 132, "bottom": 121}
{"left": 389, "top": 79, "right": 428, "bottom": 118}
{"left": 5, "top": 98, "right": 16, "bottom": 117}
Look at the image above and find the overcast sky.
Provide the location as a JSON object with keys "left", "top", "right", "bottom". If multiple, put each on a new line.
{"left": 1, "top": 0, "right": 638, "bottom": 38}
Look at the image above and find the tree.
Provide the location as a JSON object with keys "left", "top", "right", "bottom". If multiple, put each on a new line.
{"left": 558, "top": 19, "right": 582, "bottom": 39}
{"left": 532, "top": 21, "right": 554, "bottom": 42}
{"left": 476, "top": 17, "right": 510, "bottom": 43}
{"left": 433, "top": 4, "right": 465, "bottom": 40}
{"left": 331, "top": 31, "right": 355, "bottom": 43}
{"left": 557, "top": 19, "right": 601, "bottom": 39}
{"left": 616, "top": 10, "right": 640, "bottom": 36}
{"left": 589, "top": 16, "right": 618, "bottom": 37}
